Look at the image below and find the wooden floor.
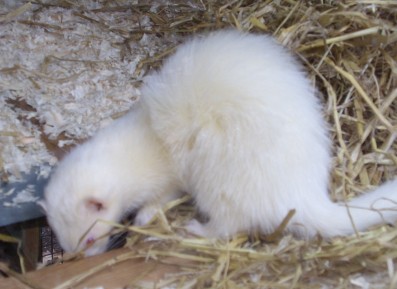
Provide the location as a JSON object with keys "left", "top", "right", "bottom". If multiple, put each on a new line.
{"left": 1, "top": 246, "right": 188, "bottom": 289}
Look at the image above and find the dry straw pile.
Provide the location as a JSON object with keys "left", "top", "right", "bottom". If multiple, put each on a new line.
{"left": 1, "top": 0, "right": 397, "bottom": 288}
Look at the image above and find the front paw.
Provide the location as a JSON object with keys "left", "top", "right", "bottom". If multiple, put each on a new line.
{"left": 134, "top": 205, "right": 160, "bottom": 226}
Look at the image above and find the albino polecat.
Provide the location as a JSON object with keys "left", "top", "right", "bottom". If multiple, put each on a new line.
{"left": 41, "top": 30, "right": 397, "bottom": 256}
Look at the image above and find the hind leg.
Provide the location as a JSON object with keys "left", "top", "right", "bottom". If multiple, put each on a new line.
{"left": 185, "top": 219, "right": 210, "bottom": 237}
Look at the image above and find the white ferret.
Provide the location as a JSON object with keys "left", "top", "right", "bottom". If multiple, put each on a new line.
{"left": 41, "top": 30, "right": 397, "bottom": 256}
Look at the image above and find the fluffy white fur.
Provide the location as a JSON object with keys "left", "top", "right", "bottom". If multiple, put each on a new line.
{"left": 42, "top": 30, "right": 397, "bottom": 256}
{"left": 42, "top": 106, "right": 181, "bottom": 256}
{"left": 141, "top": 30, "right": 397, "bottom": 238}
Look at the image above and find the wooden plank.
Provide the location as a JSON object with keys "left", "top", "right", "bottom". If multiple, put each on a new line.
{"left": 21, "top": 226, "right": 40, "bottom": 272}
{"left": 2, "top": 247, "right": 189, "bottom": 289}
{"left": 0, "top": 276, "right": 30, "bottom": 289}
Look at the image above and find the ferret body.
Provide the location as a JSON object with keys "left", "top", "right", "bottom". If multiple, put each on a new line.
{"left": 41, "top": 30, "right": 397, "bottom": 256}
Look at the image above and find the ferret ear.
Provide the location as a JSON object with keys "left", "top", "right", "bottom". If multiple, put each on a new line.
{"left": 37, "top": 200, "right": 47, "bottom": 213}
{"left": 85, "top": 198, "right": 106, "bottom": 212}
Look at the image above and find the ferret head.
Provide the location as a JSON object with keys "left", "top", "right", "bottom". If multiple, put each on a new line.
{"left": 41, "top": 144, "right": 130, "bottom": 257}
{"left": 40, "top": 110, "right": 175, "bottom": 256}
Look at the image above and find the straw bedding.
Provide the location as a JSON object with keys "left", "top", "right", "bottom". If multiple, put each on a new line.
{"left": 0, "top": 0, "right": 396, "bottom": 288}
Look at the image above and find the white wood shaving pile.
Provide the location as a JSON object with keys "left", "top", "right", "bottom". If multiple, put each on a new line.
{"left": 0, "top": 1, "right": 181, "bottom": 184}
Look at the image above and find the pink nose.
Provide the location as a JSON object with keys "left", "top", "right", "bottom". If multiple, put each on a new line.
{"left": 86, "top": 237, "right": 96, "bottom": 246}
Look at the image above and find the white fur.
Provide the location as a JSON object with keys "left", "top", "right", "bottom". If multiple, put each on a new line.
{"left": 43, "top": 30, "right": 397, "bottom": 256}
{"left": 43, "top": 105, "right": 181, "bottom": 256}
{"left": 141, "top": 30, "right": 397, "bottom": 238}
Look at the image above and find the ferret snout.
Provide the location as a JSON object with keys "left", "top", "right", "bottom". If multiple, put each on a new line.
{"left": 86, "top": 237, "right": 96, "bottom": 246}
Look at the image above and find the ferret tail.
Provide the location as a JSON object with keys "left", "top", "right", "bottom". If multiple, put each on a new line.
{"left": 306, "top": 179, "right": 397, "bottom": 238}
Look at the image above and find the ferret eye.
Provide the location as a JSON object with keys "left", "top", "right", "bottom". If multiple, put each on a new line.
{"left": 85, "top": 198, "right": 105, "bottom": 212}
{"left": 93, "top": 202, "right": 104, "bottom": 211}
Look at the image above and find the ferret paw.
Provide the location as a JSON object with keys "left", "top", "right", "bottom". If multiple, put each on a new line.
{"left": 134, "top": 205, "right": 160, "bottom": 226}
{"left": 185, "top": 219, "right": 210, "bottom": 237}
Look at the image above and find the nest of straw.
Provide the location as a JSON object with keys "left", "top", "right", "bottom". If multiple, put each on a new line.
{"left": 1, "top": 0, "right": 397, "bottom": 288}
